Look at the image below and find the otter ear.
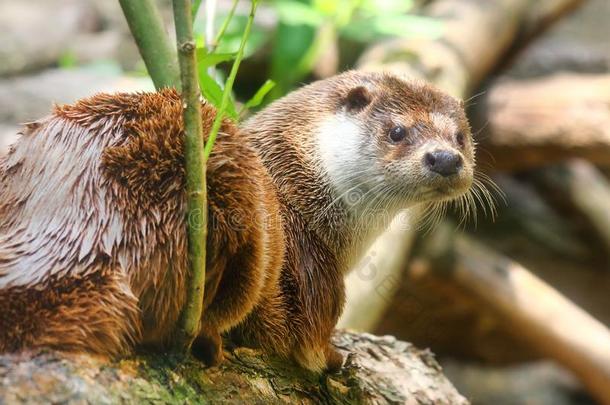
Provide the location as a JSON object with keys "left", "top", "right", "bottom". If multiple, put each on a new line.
{"left": 344, "top": 86, "right": 372, "bottom": 113}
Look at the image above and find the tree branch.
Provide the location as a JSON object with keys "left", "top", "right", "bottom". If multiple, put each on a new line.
{"left": 171, "top": 0, "right": 207, "bottom": 353}
{"left": 119, "top": 0, "right": 180, "bottom": 90}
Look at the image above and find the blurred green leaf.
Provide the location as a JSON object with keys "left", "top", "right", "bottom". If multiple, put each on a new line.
{"left": 275, "top": 0, "right": 324, "bottom": 26}
{"left": 341, "top": 15, "right": 443, "bottom": 42}
{"left": 191, "top": 0, "right": 203, "bottom": 19}
{"left": 360, "top": 0, "right": 414, "bottom": 16}
{"left": 195, "top": 33, "right": 205, "bottom": 49}
{"left": 312, "top": 0, "right": 340, "bottom": 16}
{"left": 270, "top": 22, "right": 316, "bottom": 96}
{"left": 196, "top": 49, "right": 237, "bottom": 68}
{"left": 242, "top": 79, "right": 275, "bottom": 112}
{"left": 58, "top": 51, "right": 77, "bottom": 69}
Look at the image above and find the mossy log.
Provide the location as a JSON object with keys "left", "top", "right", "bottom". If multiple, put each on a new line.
{"left": 0, "top": 331, "right": 466, "bottom": 404}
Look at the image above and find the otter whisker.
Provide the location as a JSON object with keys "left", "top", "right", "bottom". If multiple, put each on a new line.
{"left": 315, "top": 171, "right": 380, "bottom": 222}
{"left": 464, "top": 90, "right": 487, "bottom": 107}
{"left": 472, "top": 174, "right": 503, "bottom": 221}
{"left": 417, "top": 200, "right": 447, "bottom": 234}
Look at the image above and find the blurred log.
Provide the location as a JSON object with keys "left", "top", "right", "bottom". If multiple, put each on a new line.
{"left": 413, "top": 223, "right": 610, "bottom": 405}
{"left": 504, "top": 0, "right": 585, "bottom": 61}
{"left": 515, "top": 0, "right": 585, "bottom": 38}
{"left": 533, "top": 160, "right": 610, "bottom": 257}
{"left": 489, "top": 175, "right": 588, "bottom": 258}
{"left": 339, "top": 211, "right": 416, "bottom": 331}
{"left": 0, "top": 331, "right": 467, "bottom": 405}
{"left": 474, "top": 74, "right": 610, "bottom": 171}
{"left": 443, "top": 360, "right": 594, "bottom": 405}
{"left": 357, "top": 0, "right": 585, "bottom": 98}
{"left": 375, "top": 253, "right": 541, "bottom": 364}
{"left": 505, "top": 0, "right": 610, "bottom": 78}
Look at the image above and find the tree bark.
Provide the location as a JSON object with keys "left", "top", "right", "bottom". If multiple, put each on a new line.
{"left": 0, "top": 331, "right": 467, "bottom": 404}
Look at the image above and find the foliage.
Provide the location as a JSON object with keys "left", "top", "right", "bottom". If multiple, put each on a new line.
{"left": 199, "top": 0, "right": 443, "bottom": 102}
{"left": 202, "top": 0, "right": 260, "bottom": 160}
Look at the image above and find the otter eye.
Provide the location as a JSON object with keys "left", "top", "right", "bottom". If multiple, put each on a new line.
{"left": 456, "top": 131, "right": 465, "bottom": 148}
{"left": 389, "top": 126, "right": 407, "bottom": 143}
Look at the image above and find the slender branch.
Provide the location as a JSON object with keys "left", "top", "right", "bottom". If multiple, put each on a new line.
{"left": 192, "top": 0, "right": 203, "bottom": 19}
{"left": 203, "top": 0, "right": 258, "bottom": 160}
{"left": 172, "top": 0, "right": 207, "bottom": 353}
{"left": 214, "top": 0, "right": 240, "bottom": 49}
{"left": 119, "top": 0, "right": 180, "bottom": 90}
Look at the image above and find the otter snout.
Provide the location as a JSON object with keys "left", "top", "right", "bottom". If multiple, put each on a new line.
{"left": 424, "top": 150, "right": 463, "bottom": 177}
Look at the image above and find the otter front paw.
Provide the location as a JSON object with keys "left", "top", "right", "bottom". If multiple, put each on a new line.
{"left": 192, "top": 330, "right": 224, "bottom": 367}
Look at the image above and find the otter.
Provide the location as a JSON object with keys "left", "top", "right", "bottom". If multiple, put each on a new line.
{"left": 0, "top": 71, "right": 475, "bottom": 373}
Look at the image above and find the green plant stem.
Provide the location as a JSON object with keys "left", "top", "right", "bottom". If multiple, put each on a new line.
{"left": 213, "top": 0, "right": 240, "bottom": 50}
{"left": 204, "top": 0, "right": 258, "bottom": 160}
{"left": 192, "top": 0, "right": 203, "bottom": 19}
{"left": 172, "top": 0, "right": 207, "bottom": 353}
{"left": 119, "top": 0, "right": 180, "bottom": 90}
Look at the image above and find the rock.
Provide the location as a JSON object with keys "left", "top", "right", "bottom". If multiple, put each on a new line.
{"left": 0, "top": 0, "right": 100, "bottom": 76}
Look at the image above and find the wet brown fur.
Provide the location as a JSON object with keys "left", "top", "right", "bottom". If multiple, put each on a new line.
{"left": 0, "top": 71, "right": 474, "bottom": 373}
{"left": 0, "top": 90, "right": 285, "bottom": 365}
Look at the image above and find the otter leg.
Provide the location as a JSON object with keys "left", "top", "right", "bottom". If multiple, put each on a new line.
{"left": 193, "top": 236, "right": 268, "bottom": 367}
{"left": 192, "top": 323, "right": 224, "bottom": 366}
{"left": 286, "top": 227, "right": 346, "bottom": 373}
{"left": 232, "top": 234, "right": 346, "bottom": 374}
{"left": 293, "top": 344, "right": 343, "bottom": 374}
{"left": 228, "top": 287, "right": 292, "bottom": 360}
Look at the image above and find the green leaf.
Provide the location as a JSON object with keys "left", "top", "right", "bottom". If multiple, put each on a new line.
{"left": 275, "top": 0, "right": 324, "bottom": 26}
{"left": 58, "top": 51, "right": 77, "bottom": 69}
{"left": 341, "top": 15, "right": 444, "bottom": 42}
{"left": 196, "top": 48, "right": 237, "bottom": 68}
{"left": 270, "top": 22, "right": 316, "bottom": 96}
{"left": 312, "top": 0, "right": 340, "bottom": 16}
{"left": 360, "top": 0, "right": 414, "bottom": 16}
{"left": 242, "top": 80, "right": 276, "bottom": 112}
{"left": 198, "top": 68, "right": 238, "bottom": 119}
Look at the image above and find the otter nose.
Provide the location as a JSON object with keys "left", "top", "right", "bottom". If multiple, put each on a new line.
{"left": 424, "top": 150, "right": 463, "bottom": 177}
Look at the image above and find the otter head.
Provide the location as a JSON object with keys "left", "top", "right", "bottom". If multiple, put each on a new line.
{"left": 316, "top": 73, "right": 475, "bottom": 219}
